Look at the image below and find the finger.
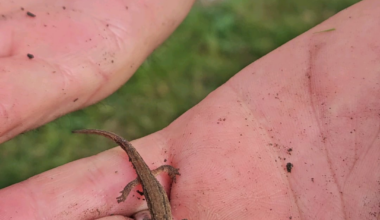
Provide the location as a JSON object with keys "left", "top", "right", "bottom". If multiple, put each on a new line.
{"left": 97, "top": 215, "right": 133, "bottom": 220}
{"left": 0, "top": 133, "right": 181, "bottom": 220}
{"left": 132, "top": 210, "right": 151, "bottom": 220}
{"left": 0, "top": 0, "right": 195, "bottom": 143}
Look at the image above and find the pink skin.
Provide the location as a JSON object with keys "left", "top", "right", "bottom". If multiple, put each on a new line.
{"left": 0, "top": 0, "right": 379, "bottom": 219}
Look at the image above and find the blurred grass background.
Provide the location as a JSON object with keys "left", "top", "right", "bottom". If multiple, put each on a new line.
{"left": 0, "top": 0, "right": 358, "bottom": 188}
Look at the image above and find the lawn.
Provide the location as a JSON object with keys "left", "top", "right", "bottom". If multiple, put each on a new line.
{"left": 0, "top": 0, "right": 358, "bottom": 188}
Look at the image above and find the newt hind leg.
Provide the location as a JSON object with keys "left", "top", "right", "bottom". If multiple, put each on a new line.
{"left": 116, "top": 165, "right": 180, "bottom": 203}
{"left": 117, "top": 178, "right": 139, "bottom": 203}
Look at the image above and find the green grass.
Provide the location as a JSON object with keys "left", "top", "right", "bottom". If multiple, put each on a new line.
{"left": 0, "top": 0, "right": 358, "bottom": 188}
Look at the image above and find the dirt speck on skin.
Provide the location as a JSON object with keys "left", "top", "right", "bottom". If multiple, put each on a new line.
{"left": 137, "top": 190, "right": 144, "bottom": 196}
{"left": 217, "top": 117, "right": 226, "bottom": 124}
{"left": 286, "top": 162, "right": 293, "bottom": 173}
{"left": 287, "top": 148, "right": 293, "bottom": 155}
{"left": 26, "top": 11, "right": 36, "bottom": 17}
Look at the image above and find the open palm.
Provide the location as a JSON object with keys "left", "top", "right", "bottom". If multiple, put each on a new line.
{"left": 0, "top": 0, "right": 379, "bottom": 219}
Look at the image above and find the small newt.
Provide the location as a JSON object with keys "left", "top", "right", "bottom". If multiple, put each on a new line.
{"left": 73, "top": 129, "right": 180, "bottom": 220}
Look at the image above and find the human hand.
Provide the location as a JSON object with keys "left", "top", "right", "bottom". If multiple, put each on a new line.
{"left": 1, "top": 0, "right": 379, "bottom": 219}
{"left": 0, "top": 0, "right": 194, "bottom": 143}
